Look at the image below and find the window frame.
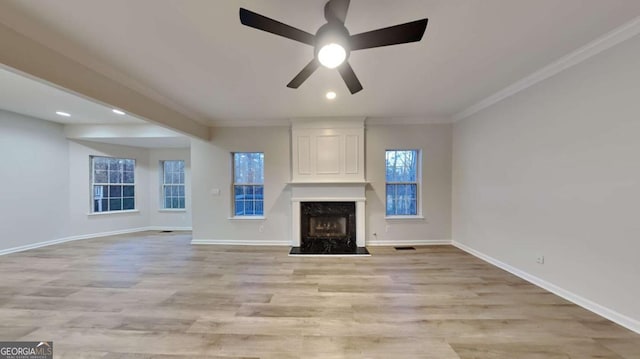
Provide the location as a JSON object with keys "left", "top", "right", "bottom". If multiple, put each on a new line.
{"left": 160, "top": 160, "right": 186, "bottom": 211}
{"left": 90, "top": 156, "right": 136, "bottom": 214}
{"left": 231, "top": 152, "right": 265, "bottom": 218}
{"left": 384, "top": 149, "right": 422, "bottom": 218}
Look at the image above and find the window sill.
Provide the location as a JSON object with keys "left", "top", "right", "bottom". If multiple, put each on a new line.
{"left": 158, "top": 209, "right": 187, "bottom": 213}
{"left": 227, "top": 216, "right": 266, "bottom": 220}
{"left": 88, "top": 210, "right": 140, "bottom": 216}
{"left": 385, "top": 215, "right": 425, "bottom": 220}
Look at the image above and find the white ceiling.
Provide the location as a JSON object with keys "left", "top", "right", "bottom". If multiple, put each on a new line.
{"left": 0, "top": 67, "right": 190, "bottom": 148}
{"left": 0, "top": 67, "right": 144, "bottom": 125}
{"left": 1, "top": 0, "right": 640, "bottom": 126}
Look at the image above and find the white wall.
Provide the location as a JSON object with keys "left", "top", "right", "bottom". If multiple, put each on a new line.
{"left": 0, "top": 110, "right": 192, "bottom": 253}
{"left": 366, "top": 124, "right": 452, "bottom": 244}
{"left": 0, "top": 110, "right": 70, "bottom": 252}
{"left": 191, "top": 126, "right": 291, "bottom": 244}
{"left": 149, "top": 148, "right": 192, "bottom": 229}
{"left": 453, "top": 34, "right": 640, "bottom": 326}
{"left": 67, "top": 140, "right": 151, "bottom": 236}
{"left": 191, "top": 124, "right": 452, "bottom": 245}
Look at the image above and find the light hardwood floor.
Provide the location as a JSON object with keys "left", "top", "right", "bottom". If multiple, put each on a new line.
{"left": 0, "top": 231, "right": 638, "bottom": 358}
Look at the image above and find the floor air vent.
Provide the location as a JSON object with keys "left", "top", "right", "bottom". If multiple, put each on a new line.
{"left": 394, "top": 246, "right": 416, "bottom": 251}
{"left": 161, "top": 230, "right": 173, "bottom": 233}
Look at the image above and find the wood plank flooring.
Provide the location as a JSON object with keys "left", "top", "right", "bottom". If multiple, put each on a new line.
{"left": 0, "top": 231, "right": 638, "bottom": 358}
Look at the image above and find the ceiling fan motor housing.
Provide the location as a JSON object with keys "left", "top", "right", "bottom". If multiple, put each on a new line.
{"left": 314, "top": 22, "right": 351, "bottom": 62}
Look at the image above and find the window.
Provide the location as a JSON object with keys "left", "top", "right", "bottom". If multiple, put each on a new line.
{"left": 161, "top": 160, "right": 185, "bottom": 209}
{"left": 385, "top": 150, "right": 419, "bottom": 216}
{"left": 91, "top": 156, "right": 135, "bottom": 213}
{"left": 233, "top": 152, "right": 264, "bottom": 216}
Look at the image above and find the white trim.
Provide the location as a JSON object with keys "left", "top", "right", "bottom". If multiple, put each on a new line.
{"left": 0, "top": 227, "right": 149, "bottom": 256}
{"left": 291, "top": 197, "right": 367, "bottom": 202}
{"left": 158, "top": 209, "right": 187, "bottom": 213}
{"left": 87, "top": 209, "right": 140, "bottom": 216}
{"left": 191, "top": 239, "right": 290, "bottom": 246}
{"left": 288, "top": 181, "right": 369, "bottom": 185}
{"left": 367, "top": 239, "right": 451, "bottom": 246}
{"left": 210, "top": 118, "right": 290, "bottom": 127}
{"left": 207, "top": 116, "right": 453, "bottom": 128}
{"left": 227, "top": 216, "right": 266, "bottom": 220}
{"left": 146, "top": 226, "right": 192, "bottom": 231}
{"left": 385, "top": 149, "right": 422, "bottom": 218}
{"left": 366, "top": 116, "right": 452, "bottom": 125}
{"left": 0, "top": 227, "right": 193, "bottom": 256}
{"left": 453, "top": 16, "right": 640, "bottom": 121}
{"left": 452, "top": 241, "right": 640, "bottom": 334}
{"left": 290, "top": 117, "right": 366, "bottom": 129}
{"left": 384, "top": 215, "right": 426, "bottom": 220}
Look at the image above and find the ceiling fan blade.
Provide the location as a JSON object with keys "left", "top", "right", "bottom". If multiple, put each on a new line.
{"left": 349, "top": 18, "right": 428, "bottom": 51}
{"left": 287, "top": 59, "right": 320, "bottom": 89}
{"left": 325, "top": 0, "right": 350, "bottom": 24}
{"left": 337, "top": 61, "right": 363, "bottom": 94}
{"left": 240, "top": 8, "right": 315, "bottom": 46}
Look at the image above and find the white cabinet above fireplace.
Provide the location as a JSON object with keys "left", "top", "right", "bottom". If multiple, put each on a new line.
{"left": 291, "top": 118, "right": 365, "bottom": 183}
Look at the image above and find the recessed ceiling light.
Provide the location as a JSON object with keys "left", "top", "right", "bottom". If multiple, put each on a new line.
{"left": 326, "top": 91, "right": 337, "bottom": 100}
{"left": 56, "top": 111, "right": 71, "bottom": 117}
{"left": 112, "top": 109, "right": 126, "bottom": 115}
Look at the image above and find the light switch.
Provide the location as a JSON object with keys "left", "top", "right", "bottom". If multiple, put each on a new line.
{"left": 210, "top": 188, "right": 221, "bottom": 196}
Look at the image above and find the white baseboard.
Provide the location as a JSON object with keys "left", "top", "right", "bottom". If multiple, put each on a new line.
{"left": 147, "top": 226, "right": 192, "bottom": 231}
{"left": 190, "top": 239, "right": 453, "bottom": 247}
{"left": 190, "top": 239, "right": 452, "bottom": 247}
{"left": 452, "top": 240, "right": 640, "bottom": 334}
{"left": 0, "top": 227, "right": 150, "bottom": 256}
{"left": 191, "top": 239, "right": 291, "bottom": 246}
{"left": 367, "top": 239, "right": 451, "bottom": 246}
{"left": 0, "top": 226, "right": 194, "bottom": 256}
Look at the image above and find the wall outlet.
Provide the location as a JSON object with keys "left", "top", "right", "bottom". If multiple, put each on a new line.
{"left": 385, "top": 225, "right": 390, "bottom": 233}
{"left": 536, "top": 255, "right": 545, "bottom": 264}
{"left": 258, "top": 225, "right": 264, "bottom": 233}
{"left": 210, "top": 188, "right": 220, "bottom": 196}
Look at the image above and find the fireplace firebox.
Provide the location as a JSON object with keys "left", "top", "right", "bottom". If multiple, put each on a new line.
{"left": 300, "top": 202, "right": 356, "bottom": 254}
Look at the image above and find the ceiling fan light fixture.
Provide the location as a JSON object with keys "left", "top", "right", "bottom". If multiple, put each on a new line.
{"left": 239, "top": 0, "right": 428, "bottom": 94}
{"left": 318, "top": 43, "right": 346, "bottom": 69}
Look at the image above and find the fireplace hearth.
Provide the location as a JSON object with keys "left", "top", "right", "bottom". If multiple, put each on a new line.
{"left": 299, "top": 202, "right": 356, "bottom": 254}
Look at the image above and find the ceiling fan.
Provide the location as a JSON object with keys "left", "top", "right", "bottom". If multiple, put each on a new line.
{"left": 239, "top": 0, "right": 428, "bottom": 94}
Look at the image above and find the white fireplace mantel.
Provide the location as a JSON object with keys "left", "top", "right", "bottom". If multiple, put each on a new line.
{"left": 289, "top": 118, "right": 367, "bottom": 247}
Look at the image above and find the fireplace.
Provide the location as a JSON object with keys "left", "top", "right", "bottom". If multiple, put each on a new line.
{"left": 289, "top": 119, "right": 367, "bottom": 254}
{"left": 300, "top": 202, "right": 356, "bottom": 254}
{"left": 289, "top": 183, "right": 367, "bottom": 255}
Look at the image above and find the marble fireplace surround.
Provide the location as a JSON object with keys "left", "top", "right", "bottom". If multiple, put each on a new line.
{"left": 290, "top": 183, "right": 366, "bottom": 248}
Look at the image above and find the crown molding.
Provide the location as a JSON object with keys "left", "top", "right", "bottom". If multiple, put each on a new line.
{"left": 366, "top": 116, "right": 452, "bottom": 125}
{"left": 210, "top": 118, "right": 290, "bottom": 127}
{"left": 209, "top": 116, "right": 454, "bottom": 128}
{"left": 453, "top": 16, "right": 640, "bottom": 122}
